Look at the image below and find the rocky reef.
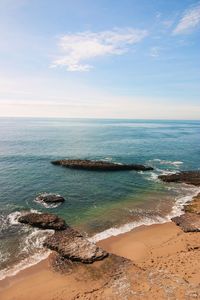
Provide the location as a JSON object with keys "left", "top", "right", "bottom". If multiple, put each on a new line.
{"left": 18, "top": 213, "right": 67, "bottom": 230}
{"left": 51, "top": 159, "right": 153, "bottom": 171}
{"left": 18, "top": 212, "right": 108, "bottom": 264}
{"left": 171, "top": 213, "right": 200, "bottom": 232}
{"left": 35, "top": 193, "right": 65, "bottom": 204}
{"left": 44, "top": 226, "right": 108, "bottom": 263}
{"left": 159, "top": 171, "right": 200, "bottom": 186}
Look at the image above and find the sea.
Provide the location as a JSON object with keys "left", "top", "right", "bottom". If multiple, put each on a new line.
{"left": 0, "top": 118, "right": 200, "bottom": 280}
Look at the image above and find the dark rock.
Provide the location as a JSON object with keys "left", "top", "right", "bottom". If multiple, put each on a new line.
{"left": 44, "top": 227, "right": 108, "bottom": 263}
{"left": 35, "top": 193, "right": 65, "bottom": 204}
{"left": 18, "top": 213, "right": 67, "bottom": 230}
{"left": 51, "top": 159, "right": 153, "bottom": 172}
{"left": 171, "top": 213, "right": 200, "bottom": 232}
{"left": 159, "top": 171, "right": 200, "bottom": 186}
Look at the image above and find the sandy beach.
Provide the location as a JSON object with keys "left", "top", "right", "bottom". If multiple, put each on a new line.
{"left": 1, "top": 220, "right": 200, "bottom": 300}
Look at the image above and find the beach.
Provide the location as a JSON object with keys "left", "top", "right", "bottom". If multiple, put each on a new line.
{"left": 0, "top": 119, "right": 200, "bottom": 299}
{"left": 1, "top": 219, "right": 200, "bottom": 299}
{"left": 1, "top": 0, "right": 200, "bottom": 297}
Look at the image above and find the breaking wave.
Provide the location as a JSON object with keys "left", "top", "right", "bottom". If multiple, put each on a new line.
{"left": 90, "top": 185, "right": 200, "bottom": 243}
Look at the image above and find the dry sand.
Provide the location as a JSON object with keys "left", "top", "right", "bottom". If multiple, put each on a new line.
{"left": 0, "top": 222, "right": 200, "bottom": 299}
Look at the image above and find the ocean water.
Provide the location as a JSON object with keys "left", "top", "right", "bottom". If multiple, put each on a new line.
{"left": 0, "top": 118, "right": 200, "bottom": 279}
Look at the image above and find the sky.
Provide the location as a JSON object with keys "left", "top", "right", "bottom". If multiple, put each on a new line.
{"left": 0, "top": 0, "right": 200, "bottom": 119}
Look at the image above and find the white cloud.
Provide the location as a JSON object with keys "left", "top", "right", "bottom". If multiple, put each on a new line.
{"left": 173, "top": 4, "right": 200, "bottom": 34}
{"left": 52, "top": 28, "right": 148, "bottom": 71}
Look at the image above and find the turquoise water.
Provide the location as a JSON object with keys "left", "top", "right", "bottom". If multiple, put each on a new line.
{"left": 0, "top": 118, "right": 200, "bottom": 278}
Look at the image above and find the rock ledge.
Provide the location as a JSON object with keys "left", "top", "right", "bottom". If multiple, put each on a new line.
{"left": 44, "top": 227, "right": 108, "bottom": 263}
{"left": 159, "top": 171, "right": 200, "bottom": 186}
{"left": 51, "top": 159, "right": 153, "bottom": 171}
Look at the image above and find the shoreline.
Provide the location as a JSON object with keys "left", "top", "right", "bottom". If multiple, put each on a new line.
{"left": 1, "top": 184, "right": 200, "bottom": 282}
{"left": 1, "top": 220, "right": 200, "bottom": 299}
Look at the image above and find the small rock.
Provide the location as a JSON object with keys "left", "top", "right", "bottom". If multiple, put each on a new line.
{"left": 35, "top": 193, "right": 65, "bottom": 204}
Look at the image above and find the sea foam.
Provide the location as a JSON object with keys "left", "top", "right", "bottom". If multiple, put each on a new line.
{"left": 90, "top": 185, "right": 200, "bottom": 243}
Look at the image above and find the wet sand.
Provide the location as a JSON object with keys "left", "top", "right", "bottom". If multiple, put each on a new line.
{"left": 1, "top": 221, "right": 200, "bottom": 299}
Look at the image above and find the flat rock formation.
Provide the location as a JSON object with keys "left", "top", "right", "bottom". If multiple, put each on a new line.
{"left": 184, "top": 193, "right": 200, "bottom": 214}
{"left": 35, "top": 193, "right": 65, "bottom": 204}
{"left": 18, "top": 213, "right": 67, "bottom": 230}
{"left": 51, "top": 159, "right": 153, "bottom": 171}
{"left": 171, "top": 213, "right": 200, "bottom": 232}
{"left": 159, "top": 171, "right": 200, "bottom": 186}
{"left": 44, "top": 226, "right": 108, "bottom": 263}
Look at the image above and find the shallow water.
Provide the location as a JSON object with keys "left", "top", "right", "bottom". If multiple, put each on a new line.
{"left": 0, "top": 118, "right": 200, "bottom": 278}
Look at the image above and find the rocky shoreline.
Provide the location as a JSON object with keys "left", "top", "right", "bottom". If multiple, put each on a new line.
{"left": 1, "top": 170, "right": 200, "bottom": 299}
{"left": 18, "top": 212, "right": 108, "bottom": 264}
{"left": 51, "top": 159, "right": 154, "bottom": 171}
{"left": 17, "top": 170, "right": 200, "bottom": 267}
{"left": 159, "top": 170, "right": 200, "bottom": 186}
{"left": 159, "top": 170, "right": 200, "bottom": 232}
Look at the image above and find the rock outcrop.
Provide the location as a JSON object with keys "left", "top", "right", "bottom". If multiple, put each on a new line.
{"left": 171, "top": 213, "right": 200, "bottom": 232}
{"left": 159, "top": 171, "right": 200, "bottom": 186}
{"left": 51, "top": 159, "right": 153, "bottom": 171}
{"left": 18, "top": 213, "right": 67, "bottom": 230}
{"left": 44, "top": 226, "right": 108, "bottom": 263}
{"left": 35, "top": 193, "right": 65, "bottom": 204}
{"left": 184, "top": 193, "right": 200, "bottom": 214}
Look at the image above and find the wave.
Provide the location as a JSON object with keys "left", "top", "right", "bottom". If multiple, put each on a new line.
{"left": 89, "top": 216, "right": 167, "bottom": 243}
{"left": 90, "top": 185, "right": 200, "bottom": 243}
{"left": 0, "top": 210, "right": 53, "bottom": 281}
{"left": 151, "top": 159, "right": 183, "bottom": 167}
{"left": 7, "top": 209, "right": 40, "bottom": 225}
{"left": 145, "top": 168, "right": 176, "bottom": 183}
{"left": 0, "top": 250, "right": 51, "bottom": 281}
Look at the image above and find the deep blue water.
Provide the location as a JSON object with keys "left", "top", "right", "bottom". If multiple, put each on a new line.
{"left": 0, "top": 118, "right": 200, "bottom": 278}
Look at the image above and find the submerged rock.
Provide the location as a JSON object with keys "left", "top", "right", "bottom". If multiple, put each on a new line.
{"left": 171, "top": 213, "right": 200, "bottom": 232}
{"left": 184, "top": 193, "right": 200, "bottom": 214}
{"left": 35, "top": 193, "right": 65, "bottom": 204}
{"left": 51, "top": 159, "right": 153, "bottom": 171}
{"left": 18, "top": 213, "right": 67, "bottom": 230}
{"left": 159, "top": 171, "right": 200, "bottom": 186}
{"left": 44, "top": 227, "right": 108, "bottom": 263}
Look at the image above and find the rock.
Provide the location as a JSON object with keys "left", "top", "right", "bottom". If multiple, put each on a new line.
{"left": 51, "top": 159, "right": 153, "bottom": 172}
{"left": 18, "top": 213, "right": 67, "bottom": 230}
{"left": 184, "top": 193, "right": 200, "bottom": 214}
{"left": 44, "top": 227, "right": 108, "bottom": 263}
{"left": 35, "top": 193, "right": 65, "bottom": 204}
{"left": 171, "top": 213, "right": 200, "bottom": 232}
{"left": 159, "top": 171, "right": 200, "bottom": 186}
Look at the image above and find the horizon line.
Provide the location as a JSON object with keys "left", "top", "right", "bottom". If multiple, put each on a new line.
{"left": 0, "top": 116, "right": 199, "bottom": 121}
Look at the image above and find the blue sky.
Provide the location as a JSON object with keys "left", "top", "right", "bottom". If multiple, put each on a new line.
{"left": 0, "top": 0, "right": 200, "bottom": 118}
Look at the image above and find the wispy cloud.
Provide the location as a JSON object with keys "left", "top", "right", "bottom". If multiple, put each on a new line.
{"left": 149, "top": 46, "right": 160, "bottom": 58}
{"left": 173, "top": 3, "right": 200, "bottom": 35}
{"left": 52, "top": 28, "right": 148, "bottom": 71}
